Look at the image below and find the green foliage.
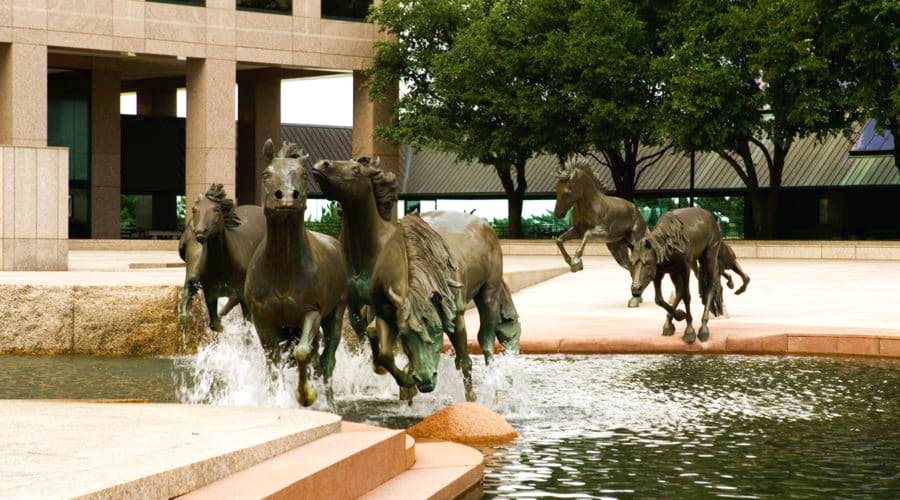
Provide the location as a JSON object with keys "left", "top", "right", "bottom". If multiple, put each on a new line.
{"left": 305, "top": 201, "right": 342, "bottom": 237}
{"left": 120, "top": 195, "right": 138, "bottom": 236}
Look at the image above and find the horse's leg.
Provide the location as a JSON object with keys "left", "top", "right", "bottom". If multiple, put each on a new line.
{"left": 368, "top": 316, "right": 417, "bottom": 393}
{"left": 698, "top": 243, "right": 721, "bottom": 343}
{"left": 723, "top": 270, "right": 735, "bottom": 289}
{"left": 474, "top": 284, "right": 500, "bottom": 365}
{"left": 571, "top": 225, "right": 607, "bottom": 272}
{"left": 205, "top": 290, "right": 223, "bottom": 332}
{"left": 179, "top": 280, "right": 199, "bottom": 328}
{"left": 609, "top": 240, "right": 641, "bottom": 307}
{"left": 219, "top": 294, "right": 240, "bottom": 319}
{"left": 662, "top": 269, "right": 687, "bottom": 336}
{"left": 450, "top": 311, "right": 475, "bottom": 402}
{"left": 556, "top": 227, "right": 580, "bottom": 269}
{"left": 292, "top": 311, "right": 322, "bottom": 407}
{"left": 731, "top": 261, "right": 750, "bottom": 295}
{"left": 679, "top": 265, "right": 696, "bottom": 344}
{"left": 319, "top": 303, "right": 345, "bottom": 410}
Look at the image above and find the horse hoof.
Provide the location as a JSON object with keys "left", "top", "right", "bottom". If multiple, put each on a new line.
{"left": 627, "top": 296, "right": 641, "bottom": 308}
{"left": 372, "top": 361, "right": 387, "bottom": 375}
{"left": 570, "top": 259, "right": 583, "bottom": 273}
{"left": 698, "top": 326, "right": 710, "bottom": 343}
{"left": 662, "top": 324, "right": 675, "bottom": 336}
{"left": 298, "top": 384, "right": 317, "bottom": 407}
{"left": 682, "top": 327, "right": 696, "bottom": 344}
{"left": 399, "top": 386, "right": 417, "bottom": 401}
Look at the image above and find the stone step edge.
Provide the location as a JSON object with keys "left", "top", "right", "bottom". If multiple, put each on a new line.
{"left": 180, "top": 424, "right": 408, "bottom": 499}
{"left": 360, "top": 441, "right": 485, "bottom": 500}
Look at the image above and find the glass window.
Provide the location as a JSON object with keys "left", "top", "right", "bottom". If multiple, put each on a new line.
{"left": 322, "top": 0, "right": 373, "bottom": 20}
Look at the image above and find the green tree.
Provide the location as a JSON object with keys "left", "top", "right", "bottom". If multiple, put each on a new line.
{"left": 661, "top": 0, "right": 855, "bottom": 238}
{"left": 835, "top": 0, "right": 899, "bottom": 174}
{"left": 367, "top": 0, "right": 563, "bottom": 237}
{"left": 549, "top": 0, "right": 678, "bottom": 199}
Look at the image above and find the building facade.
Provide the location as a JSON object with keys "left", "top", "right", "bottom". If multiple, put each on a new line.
{"left": 0, "top": 0, "right": 397, "bottom": 270}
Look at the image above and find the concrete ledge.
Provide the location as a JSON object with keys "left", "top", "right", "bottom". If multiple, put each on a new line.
{"left": 361, "top": 441, "right": 484, "bottom": 500}
{"left": 69, "top": 239, "right": 180, "bottom": 252}
{"left": 500, "top": 239, "right": 900, "bottom": 261}
{"left": 0, "top": 401, "right": 341, "bottom": 500}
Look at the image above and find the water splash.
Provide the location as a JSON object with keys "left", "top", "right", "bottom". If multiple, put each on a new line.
{"left": 175, "top": 304, "right": 534, "bottom": 419}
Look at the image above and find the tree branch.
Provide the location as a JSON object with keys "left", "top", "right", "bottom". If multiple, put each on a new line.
{"left": 636, "top": 144, "right": 673, "bottom": 168}
{"left": 749, "top": 137, "right": 774, "bottom": 172}
{"left": 717, "top": 152, "right": 752, "bottom": 187}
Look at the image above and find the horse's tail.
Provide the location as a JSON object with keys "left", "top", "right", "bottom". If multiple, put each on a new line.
{"left": 495, "top": 280, "right": 521, "bottom": 353}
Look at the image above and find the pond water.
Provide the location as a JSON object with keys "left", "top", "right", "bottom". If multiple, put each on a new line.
{"left": 3, "top": 349, "right": 900, "bottom": 499}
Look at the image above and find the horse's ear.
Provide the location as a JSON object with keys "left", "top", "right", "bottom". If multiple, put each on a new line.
{"left": 371, "top": 156, "right": 381, "bottom": 168}
{"left": 298, "top": 148, "right": 310, "bottom": 163}
{"left": 263, "top": 139, "right": 275, "bottom": 163}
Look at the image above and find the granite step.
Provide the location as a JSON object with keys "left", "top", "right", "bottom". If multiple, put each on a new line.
{"left": 360, "top": 441, "right": 484, "bottom": 500}
{"left": 181, "top": 425, "right": 409, "bottom": 500}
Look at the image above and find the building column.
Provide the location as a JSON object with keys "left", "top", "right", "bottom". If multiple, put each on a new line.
{"left": 0, "top": 43, "right": 47, "bottom": 147}
{"left": 91, "top": 61, "right": 121, "bottom": 239}
{"left": 352, "top": 71, "right": 400, "bottom": 177}
{"left": 186, "top": 57, "right": 236, "bottom": 217}
{"left": 0, "top": 43, "right": 67, "bottom": 270}
{"left": 237, "top": 78, "right": 281, "bottom": 205}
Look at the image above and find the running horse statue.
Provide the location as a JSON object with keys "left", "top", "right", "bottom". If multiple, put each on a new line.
{"left": 553, "top": 160, "right": 648, "bottom": 307}
{"left": 244, "top": 140, "right": 348, "bottom": 407}
{"left": 178, "top": 184, "right": 265, "bottom": 331}
{"left": 629, "top": 207, "right": 723, "bottom": 344}
{"left": 312, "top": 157, "right": 520, "bottom": 401}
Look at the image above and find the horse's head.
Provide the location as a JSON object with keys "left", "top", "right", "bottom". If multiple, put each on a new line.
{"left": 261, "top": 139, "right": 310, "bottom": 216}
{"left": 190, "top": 184, "right": 234, "bottom": 243}
{"left": 630, "top": 238, "right": 658, "bottom": 298}
{"left": 312, "top": 156, "right": 398, "bottom": 220}
{"left": 554, "top": 161, "right": 586, "bottom": 219}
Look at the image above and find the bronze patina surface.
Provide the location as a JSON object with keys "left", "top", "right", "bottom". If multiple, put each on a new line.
{"left": 554, "top": 161, "right": 648, "bottom": 307}
{"left": 178, "top": 184, "right": 265, "bottom": 331}
{"left": 629, "top": 207, "right": 723, "bottom": 344}
{"left": 244, "top": 140, "right": 348, "bottom": 407}
{"left": 312, "top": 158, "right": 520, "bottom": 401}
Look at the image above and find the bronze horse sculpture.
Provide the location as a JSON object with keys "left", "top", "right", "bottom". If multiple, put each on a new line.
{"left": 368, "top": 212, "right": 518, "bottom": 400}
{"left": 630, "top": 207, "right": 723, "bottom": 344}
{"left": 312, "top": 157, "right": 520, "bottom": 401}
{"left": 717, "top": 243, "right": 750, "bottom": 296}
{"left": 178, "top": 184, "right": 266, "bottom": 331}
{"left": 554, "top": 160, "right": 648, "bottom": 307}
{"left": 244, "top": 140, "right": 348, "bottom": 407}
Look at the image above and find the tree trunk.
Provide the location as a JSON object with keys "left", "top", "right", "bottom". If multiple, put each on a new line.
{"left": 888, "top": 117, "right": 900, "bottom": 177}
{"left": 495, "top": 162, "right": 528, "bottom": 239}
{"left": 747, "top": 188, "right": 769, "bottom": 239}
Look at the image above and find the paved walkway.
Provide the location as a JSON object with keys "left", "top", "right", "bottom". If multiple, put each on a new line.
{"left": 464, "top": 256, "right": 900, "bottom": 358}
{"left": 0, "top": 401, "right": 339, "bottom": 499}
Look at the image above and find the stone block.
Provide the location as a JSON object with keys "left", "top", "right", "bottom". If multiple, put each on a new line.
{"left": 205, "top": 7, "right": 234, "bottom": 46}
{"left": 1, "top": 238, "right": 11, "bottom": 269}
{"left": 235, "top": 10, "right": 292, "bottom": 51}
{"left": 0, "top": 1, "right": 10, "bottom": 27}
{"left": 0, "top": 284, "right": 74, "bottom": 353}
{"left": 34, "top": 238, "right": 58, "bottom": 270}
{"left": 321, "top": 18, "right": 372, "bottom": 39}
{"left": 787, "top": 335, "right": 836, "bottom": 354}
{"left": 879, "top": 338, "right": 900, "bottom": 358}
{"left": 11, "top": 0, "right": 45, "bottom": 30}
{"left": 144, "top": 38, "right": 205, "bottom": 58}
{"left": 856, "top": 246, "right": 900, "bottom": 261}
{"left": 292, "top": 51, "right": 320, "bottom": 68}
{"left": 757, "top": 245, "right": 822, "bottom": 259}
{"left": 13, "top": 146, "right": 35, "bottom": 238}
{"left": 12, "top": 237, "right": 35, "bottom": 269}
{"left": 35, "top": 147, "right": 57, "bottom": 239}
{"left": 112, "top": 0, "right": 143, "bottom": 38}
{"left": 46, "top": 0, "right": 113, "bottom": 36}
{"left": 57, "top": 148, "right": 68, "bottom": 239}
{"left": 145, "top": 0, "right": 206, "bottom": 44}
{"left": 821, "top": 246, "right": 856, "bottom": 260}
{"left": 836, "top": 336, "right": 879, "bottom": 356}
{"left": 112, "top": 35, "right": 144, "bottom": 53}
{"left": 72, "top": 285, "right": 206, "bottom": 356}
{"left": 235, "top": 46, "right": 292, "bottom": 65}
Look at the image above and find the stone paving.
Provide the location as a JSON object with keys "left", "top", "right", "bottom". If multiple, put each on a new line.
{"left": 464, "top": 256, "right": 900, "bottom": 357}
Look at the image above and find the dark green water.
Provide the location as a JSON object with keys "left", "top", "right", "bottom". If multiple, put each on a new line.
{"left": 3, "top": 354, "right": 900, "bottom": 498}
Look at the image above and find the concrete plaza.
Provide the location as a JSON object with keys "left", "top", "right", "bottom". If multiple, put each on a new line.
{"left": 465, "top": 256, "right": 900, "bottom": 358}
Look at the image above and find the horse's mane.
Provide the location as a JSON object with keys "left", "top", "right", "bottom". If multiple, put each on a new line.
{"left": 276, "top": 142, "right": 305, "bottom": 160}
{"left": 558, "top": 159, "right": 607, "bottom": 194}
{"left": 644, "top": 213, "right": 690, "bottom": 262}
{"left": 399, "top": 214, "right": 458, "bottom": 336}
{"left": 204, "top": 183, "right": 240, "bottom": 229}
{"left": 360, "top": 158, "right": 399, "bottom": 221}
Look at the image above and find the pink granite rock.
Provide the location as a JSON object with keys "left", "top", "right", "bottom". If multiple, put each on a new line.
{"left": 407, "top": 403, "right": 517, "bottom": 444}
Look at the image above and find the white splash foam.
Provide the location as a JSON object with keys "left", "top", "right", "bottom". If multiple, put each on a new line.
{"left": 176, "top": 302, "right": 535, "bottom": 419}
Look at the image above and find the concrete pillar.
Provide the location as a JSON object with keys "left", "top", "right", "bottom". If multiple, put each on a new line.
{"left": 0, "top": 43, "right": 47, "bottom": 147}
{"left": 136, "top": 89, "right": 177, "bottom": 117}
{"left": 91, "top": 62, "right": 121, "bottom": 239}
{"left": 237, "top": 78, "right": 281, "bottom": 205}
{"left": 186, "top": 58, "right": 236, "bottom": 218}
{"left": 352, "top": 71, "right": 400, "bottom": 177}
{"left": 0, "top": 43, "right": 66, "bottom": 270}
